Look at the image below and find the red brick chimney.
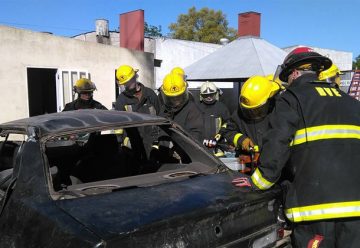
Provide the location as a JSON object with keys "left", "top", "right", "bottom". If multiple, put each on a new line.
{"left": 120, "top": 10, "right": 144, "bottom": 51}
{"left": 238, "top": 12, "right": 261, "bottom": 37}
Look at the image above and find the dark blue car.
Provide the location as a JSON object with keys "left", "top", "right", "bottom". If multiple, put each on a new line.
{"left": 0, "top": 110, "right": 290, "bottom": 247}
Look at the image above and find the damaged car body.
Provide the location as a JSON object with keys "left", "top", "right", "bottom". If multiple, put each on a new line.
{"left": 0, "top": 110, "right": 288, "bottom": 247}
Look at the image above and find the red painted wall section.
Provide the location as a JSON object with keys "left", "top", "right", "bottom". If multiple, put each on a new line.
{"left": 120, "top": 10, "right": 144, "bottom": 51}
{"left": 238, "top": 12, "right": 261, "bottom": 37}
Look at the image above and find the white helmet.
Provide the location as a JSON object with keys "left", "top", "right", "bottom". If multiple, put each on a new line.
{"left": 200, "top": 82, "right": 220, "bottom": 104}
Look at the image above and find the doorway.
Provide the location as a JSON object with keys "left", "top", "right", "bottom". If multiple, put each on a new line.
{"left": 27, "top": 68, "right": 57, "bottom": 117}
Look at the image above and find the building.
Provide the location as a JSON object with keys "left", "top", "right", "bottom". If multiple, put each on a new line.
{"left": 0, "top": 25, "right": 154, "bottom": 123}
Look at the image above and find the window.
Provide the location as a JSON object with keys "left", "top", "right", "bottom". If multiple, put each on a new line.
{"left": 44, "top": 123, "right": 218, "bottom": 198}
{"left": 56, "top": 70, "right": 90, "bottom": 112}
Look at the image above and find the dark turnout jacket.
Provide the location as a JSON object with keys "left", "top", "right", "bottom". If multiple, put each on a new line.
{"left": 197, "top": 101, "right": 230, "bottom": 140}
{"left": 159, "top": 100, "right": 204, "bottom": 142}
{"left": 115, "top": 83, "right": 160, "bottom": 115}
{"left": 63, "top": 98, "right": 107, "bottom": 111}
{"left": 221, "top": 108, "right": 272, "bottom": 149}
{"left": 251, "top": 73, "right": 360, "bottom": 223}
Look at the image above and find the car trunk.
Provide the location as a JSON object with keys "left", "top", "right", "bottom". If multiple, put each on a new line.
{"left": 55, "top": 173, "right": 282, "bottom": 247}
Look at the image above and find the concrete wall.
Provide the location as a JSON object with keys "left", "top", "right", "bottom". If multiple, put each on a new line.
{"left": 153, "top": 38, "right": 221, "bottom": 88}
{"left": 0, "top": 25, "right": 154, "bottom": 123}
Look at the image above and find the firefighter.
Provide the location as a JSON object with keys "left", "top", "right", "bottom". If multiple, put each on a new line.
{"left": 234, "top": 47, "right": 360, "bottom": 247}
{"left": 115, "top": 64, "right": 160, "bottom": 115}
{"left": 159, "top": 73, "right": 203, "bottom": 142}
{"left": 318, "top": 63, "right": 343, "bottom": 89}
{"left": 216, "top": 75, "right": 281, "bottom": 151}
{"left": 198, "top": 82, "right": 230, "bottom": 145}
{"left": 63, "top": 78, "right": 107, "bottom": 111}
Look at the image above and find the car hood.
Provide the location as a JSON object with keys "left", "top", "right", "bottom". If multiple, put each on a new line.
{"left": 55, "top": 173, "right": 281, "bottom": 244}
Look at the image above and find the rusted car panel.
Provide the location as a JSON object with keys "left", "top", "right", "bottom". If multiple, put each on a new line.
{"left": 0, "top": 110, "right": 287, "bottom": 247}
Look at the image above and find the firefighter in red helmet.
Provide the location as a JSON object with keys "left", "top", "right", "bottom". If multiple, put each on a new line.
{"left": 233, "top": 47, "right": 360, "bottom": 247}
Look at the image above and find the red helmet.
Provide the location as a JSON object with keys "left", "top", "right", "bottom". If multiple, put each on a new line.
{"left": 279, "top": 47, "right": 332, "bottom": 82}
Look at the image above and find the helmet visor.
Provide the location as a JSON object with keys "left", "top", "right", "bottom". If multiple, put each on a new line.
{"left": 120, "top": 77, "right": 138, "bottom": 96}
{"left": 201, "top": 92, "right": 217, "bottom": 104}
{"left": 240, "top": 101, "right": 270, "bottom": 120}
{"left": 161, "top": 90, "right": 189, "bottom": 112}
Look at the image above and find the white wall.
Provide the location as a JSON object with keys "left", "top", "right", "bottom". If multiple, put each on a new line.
{"left": 0, "top": 25, "right": 154, "bottom": 123}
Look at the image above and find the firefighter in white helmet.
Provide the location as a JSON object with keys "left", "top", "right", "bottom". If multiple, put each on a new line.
{"left": 198, "top": 82, "right": 230, "bottom": 147}
{"left": 63, "top": 78, "right": 107, "bottom": 111}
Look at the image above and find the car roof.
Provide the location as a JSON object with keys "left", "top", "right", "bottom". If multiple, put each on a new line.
{"left": 0, "top": 110, "right": 169, "bottom": 138}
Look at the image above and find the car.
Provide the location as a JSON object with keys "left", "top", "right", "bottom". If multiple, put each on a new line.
{"left": 0, "top": 110, "right": 289, "bottom": 247}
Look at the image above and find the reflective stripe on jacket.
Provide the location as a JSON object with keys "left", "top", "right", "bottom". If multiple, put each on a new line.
{"left": 252, "top": 73, "right": 360, "bottom": 222}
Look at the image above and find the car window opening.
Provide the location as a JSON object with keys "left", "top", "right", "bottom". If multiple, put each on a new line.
{"left": 43, "top": 124, "right": 217, "bottom": 199}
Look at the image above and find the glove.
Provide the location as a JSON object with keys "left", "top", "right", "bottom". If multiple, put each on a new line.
{"left": 203, "top": 139, "right": 217, "bottom": 148}
{"left": 231, "top": 176, "right": 255, "bottom": 189}
{"left": 241, "top": 137, "right": 255, "bottom": 151}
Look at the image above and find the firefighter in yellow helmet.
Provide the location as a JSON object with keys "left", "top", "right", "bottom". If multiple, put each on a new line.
{"left": 63, "top": 78, "right": 107, "bottom": 111}
{"left": 159, "top": 73, "right": 203, "bottom": 142}
{"left": 115, "top": 64, "right": 159, "bottom": 114}
{"left": 318, "top": 64, "right": 343, "bottom": 89}
{"left": 233, "top": 47, "right": 360, "bottom": 246}
{"left": 219, "top": 75, "right": 281, "bottom": 151}
{"left": 171, "top": 67, "right": 186, "bottom": 80}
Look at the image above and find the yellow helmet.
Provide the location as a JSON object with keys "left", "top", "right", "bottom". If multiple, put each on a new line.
{"left": 240, "top": 75, "right": 280, "bottom": 120}
{"left": 170, "top": 67, "right": 185, "bottom": 77}
{"left": 116, "top": 65, "right": 139, "bottom": 85}
{"left": 161, "top": 73, "right": 189, "bottom": 111}
{"left": 162, "top": 73, "right": 187, "bottom": 97}
{"left": 73, "top": 78, "right": 96, "bottom": 93}
{"left": 318, "top": 64, "right": 343, "bottom": 86}
{"left": 265, "top": 74, "right": 285, "bottom": 90}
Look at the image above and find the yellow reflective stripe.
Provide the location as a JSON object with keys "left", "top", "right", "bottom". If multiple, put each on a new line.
{"left": 221, "top": 123, "right": 227, "bottom": 128}
{"left": 285, "top": 201, "right": 360, "bottom": 222}
{"left": 315, "top": 87, "right": 327, "bottom": 96}
{"left": 324, "top": 88, "right": 333, "bottom": 96}
{"left": 251, "top": 168, "right": 274, "bottom": 190}
{"left": 331, "top": 88, "right": 341, "bottom": 97}
{"left": 114, "top": 128, "right": 124, "bottom": 135}
{"left": 291, "top": 125, "right": 360, "bottom": 146}
{"left": 233, "top": 133, "right": 242, "bottom": 147}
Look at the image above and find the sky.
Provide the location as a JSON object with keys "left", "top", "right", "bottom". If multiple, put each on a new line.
{"left": 1, "top": 0, "right": 359, "bottom": 59}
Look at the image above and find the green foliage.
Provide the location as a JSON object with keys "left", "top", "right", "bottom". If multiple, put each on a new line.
{"left": 144, "top": 22, "right": 162, "bottom": 37}
{"left": 353, "top": 54, "right": 360, "bottom": 70}
{"left": 169, "top": 7, "right": 237, "bottom": 44}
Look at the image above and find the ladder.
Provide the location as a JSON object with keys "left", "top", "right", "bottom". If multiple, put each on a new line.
{"left": 348, "top": 70, "right": 360, "bottom": 100}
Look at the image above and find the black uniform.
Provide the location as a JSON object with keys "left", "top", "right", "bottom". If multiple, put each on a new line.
{"left": 63, "top": 98, "right": 107, "bottom": 111}
{"left": 115, "top": 83, "right": 160, "bottom": 115}
{"left": 197, "top": 101, "right": 230, "bottom": 140}
{"left": 159, "top": 100, "right": 203, "bottom": 142}
{"left": 251, "top": 73, "right": 360, "bottom": 246}
{"left": 220, "top": 96, "right": 276, "bottom": 149}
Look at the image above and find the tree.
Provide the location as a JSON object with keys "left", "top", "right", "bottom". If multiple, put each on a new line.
{"left": 353, "top": 55, "right": 360, "bottom": 70}
{"left": 169, "top": 7, "right": 237, "bottom": 44}
{"left": 144, "top": 22, "right": 162, "bottom": 37}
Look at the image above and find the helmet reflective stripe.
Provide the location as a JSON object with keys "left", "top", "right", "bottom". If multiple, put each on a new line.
{"left": 285, "top": 201, "right": 360, "bottom": 222}
{"left": 290, "top": 124, "right": 360, "bottom": 146}
{"left": 251, "top": 168, "right": 274, "bottom": 190}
